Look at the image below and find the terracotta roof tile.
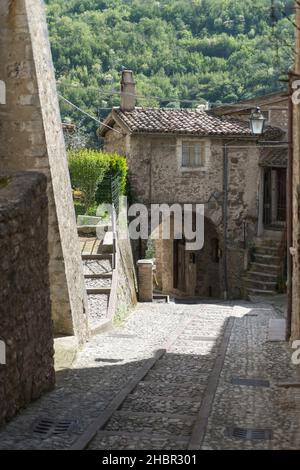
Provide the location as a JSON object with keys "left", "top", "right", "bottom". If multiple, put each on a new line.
{"left": 112, "top": 107, "right": 252, "bottom": 136}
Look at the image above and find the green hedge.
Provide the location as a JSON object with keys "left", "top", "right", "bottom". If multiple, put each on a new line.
{"left": 95, "top": 154, "right": 127, "bottom": 205}
{"left": 68, "top": 149, "right": 127, "bottom": 214}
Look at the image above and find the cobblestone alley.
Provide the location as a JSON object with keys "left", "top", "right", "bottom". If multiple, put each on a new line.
{"left": 0, "top": 300, "right": 299, "bottom": 450}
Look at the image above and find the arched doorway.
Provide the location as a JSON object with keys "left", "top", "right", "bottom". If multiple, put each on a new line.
{"left": 172, "top": 216, "right": 221, "bottom": 298}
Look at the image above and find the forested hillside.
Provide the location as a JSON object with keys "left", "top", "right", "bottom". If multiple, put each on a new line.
{"left": 45, "top": 0, "right": 294, "bottom": 144}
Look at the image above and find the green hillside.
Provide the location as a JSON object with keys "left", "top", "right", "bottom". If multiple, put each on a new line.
{"left": 45, "top": 0, "right": 294, "bottom": 143}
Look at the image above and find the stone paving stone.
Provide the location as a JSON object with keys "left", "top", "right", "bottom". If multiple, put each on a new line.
{"left": 143, "top": 369, "right": 210, "bottom": 384}
{"left": 201, "top": 303, "right": 300, "bottom": 450}
{"left": 87, "top": 294, "right": 109, "bottom": 326}
{"left": 0, "top": 303, "right": 191, "bottom": 449}
{"left": 104, "top": 411, "right": 195, "bottom": 436}
{"left": 121, "top": 395, "right": 202, "bottom": 415}
{"left": 135, "top": 381, "right": 206, "bottom": 398}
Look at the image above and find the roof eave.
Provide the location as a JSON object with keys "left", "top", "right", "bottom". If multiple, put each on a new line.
{"left": 128, "top": 130, "right": 254, "bottom": 139}
{"left": 97, "top": 109, "right": 132, "bottom": 137}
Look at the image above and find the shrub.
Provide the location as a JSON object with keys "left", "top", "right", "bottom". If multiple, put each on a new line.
{"left": 95, "top": 154, "right": 127, "bottom": 205}
{"left": 68, "top": 149, "right": 109, "bottom": 211}
{"left": 68, "top": 150, "right": 128, "bottom": 215}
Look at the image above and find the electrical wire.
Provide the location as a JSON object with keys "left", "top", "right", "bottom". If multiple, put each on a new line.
{"left": 57, "top": 84, "right": 287, "bottom": 109}
{"left": 58, "top": 94, "right": 123, "bottom": 134}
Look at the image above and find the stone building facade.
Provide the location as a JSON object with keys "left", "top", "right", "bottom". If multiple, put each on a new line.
{"left": 214, "top": 91, "right": 289, "bottom": 132}
{"left": 99, "top": 72, "right": 285, "bottom": 300}
{"left": 214, "top": 93, "right": 288, "bottom": 237}
{"left": 291, "top": 3, "right": 300, "bottom": 341}
{"left": 0, "top": 0, "right": 88, "bottom": 341}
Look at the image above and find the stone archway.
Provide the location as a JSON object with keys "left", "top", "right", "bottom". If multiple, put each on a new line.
{"left": 153, "top": 209, "right": 221, "bottom": 298}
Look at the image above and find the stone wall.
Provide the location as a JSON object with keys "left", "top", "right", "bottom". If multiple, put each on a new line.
{"left": 0, "top": 0, "right": 88, "bottom": 342}
{"left": 291, "top": 7, "right": 300, "bottom": 341}
{"left": 115, "top": 228, "right": 138, "bottom": 319}
{"left": 0, "top": 172, "right": 55, "bottom": 426}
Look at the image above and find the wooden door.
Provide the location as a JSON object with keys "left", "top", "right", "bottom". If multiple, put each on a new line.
{"left": 173, "top": 240, "right": 186, "bottom": 292}
{"left": 263, "top": 168, "right": 272, "bottom": 226}
{"left": 276, "top": 168, "right": 286, "bottom": 223}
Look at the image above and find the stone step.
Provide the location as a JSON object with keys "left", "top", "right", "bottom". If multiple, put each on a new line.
{"left": 84, "top": 276, "right": 112, "bottom": 290}
{"left": 82, "top": 253, "right": 113, "bottom": 261}
{"left": 247, "top": 271, "right": 277, "bottom": 281}
{"left": 252, "top": 253, "right": 281, "bottom": 265}
{"left": 86, "top": 287, "right": 111, "bottom": 295}
{"left": 254, "top": 246, "right": 280, "bottom": 256}
{"left": 84, "top": 272, "right": 112, "bottom": 278}
{"left": 246, "top": 288, "right": 277, "bottom": 296}
{"left": 243, "top": 278, "right": 277, "bottom": 290}
{"left": 254, "top": 238, "right": 282, "bottom": 247}
{"left": 250, "top": 262, "right": 280, "bottom": 274}
{"left": 83, "top": 258, "right": 112, "bottom": 276}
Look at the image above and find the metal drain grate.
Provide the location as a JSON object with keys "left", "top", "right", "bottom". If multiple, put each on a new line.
{"left": 231, "top": 377, "right": 270, "bottom": 387}
{"left": 226, "top": 427, "right": 272, "bottom": 441}
{"left": 33, "top": 418, "right": 76, "bottom": 438}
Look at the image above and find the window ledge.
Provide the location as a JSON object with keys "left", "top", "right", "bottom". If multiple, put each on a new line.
{"left": 180, "top": 166, "right": 207, "bottom": 172}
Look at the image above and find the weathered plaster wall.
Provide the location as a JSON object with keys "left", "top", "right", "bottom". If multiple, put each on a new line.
{"left": 103, "top": 124, "right": 129, "bottom": 156}
{"left": 0, "top": 172, "right": 55, "bottom": 426}
{"left": 268, "top": 107, "right": 288, "bottom": 131}
{"left": 0, "top": 0, "right": 88, "bottom": 342}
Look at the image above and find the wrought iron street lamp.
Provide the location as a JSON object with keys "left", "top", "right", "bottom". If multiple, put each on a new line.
{"left": 249, "top": 106, "right": 266, "bottom": 135}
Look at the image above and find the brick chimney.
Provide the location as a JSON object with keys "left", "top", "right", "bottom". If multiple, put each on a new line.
{"left": 120, "top": 70, "right": 136, "bottom": 112}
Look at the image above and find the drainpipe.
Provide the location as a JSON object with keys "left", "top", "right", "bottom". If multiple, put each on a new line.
{"left": 286, "top": 70, "right": 294, "bottom": 340}
{"left": 223, "top": 140, "right": 235, "bottom": 300}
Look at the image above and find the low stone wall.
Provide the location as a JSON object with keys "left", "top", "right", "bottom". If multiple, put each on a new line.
{"left": 0, "top": 172, "right": 55, "bottom": 426}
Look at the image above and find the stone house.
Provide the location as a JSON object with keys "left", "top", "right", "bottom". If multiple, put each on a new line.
{"left": 98, "top": 71, "right": 285, "bottom": 300}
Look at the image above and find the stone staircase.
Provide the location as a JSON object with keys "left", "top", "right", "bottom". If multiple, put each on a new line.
{"left": 81, "top": 230, "right": 116, "bottom": 334}
{"left": 243, "top": 239, "right": 282, "bottom": 298}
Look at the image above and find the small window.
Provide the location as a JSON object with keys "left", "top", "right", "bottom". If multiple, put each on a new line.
{"left": 182, "top": 141, "right": 204, "bottom": 168}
